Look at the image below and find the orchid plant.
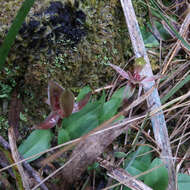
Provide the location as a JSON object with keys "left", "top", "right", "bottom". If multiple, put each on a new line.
{"left": 34, "top": 81, "right": 91, "bottom": 129}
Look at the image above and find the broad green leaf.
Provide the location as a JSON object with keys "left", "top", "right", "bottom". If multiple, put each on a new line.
{"left": 76, "top": 86, "right": 91, "bottom": 102}
{"left": 59, "top": 101, "right": 101, "bottom": 144}
{"left": 59, "top": 87, "right": 127, "bottom": 144}
{"left": 18, "top": 129, "right": 52, "bottom": 162}
{"left": 99, "top": 87, "right": 124, "bottom": 123}
{"left": 125, "top": 146, "right": 152, "bottom": 169}
{"left": 99, "top": 98, "right": 121, "bottom": 123}
{"left": 111, "top": 86, "right": 133, "bottom": 100}
{"left": 144, "top": 158, "right": 168, "bottom": 190}
{"left": 0, "top": 0, "right": 36, "bottom": 69}
{"left": 58, "top": 128, "right": 71, "bottom": 145}
{"left": 178, "top": 173, "right": 190, "bottom": 190}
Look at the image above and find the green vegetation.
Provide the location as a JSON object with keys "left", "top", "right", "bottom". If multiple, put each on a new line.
{"left": 0, "top": 0, "right": 190, "bottom": 189}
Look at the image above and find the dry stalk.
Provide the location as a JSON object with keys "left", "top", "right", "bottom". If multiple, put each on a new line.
{"left": 120, "top": 0, "right": 176, "bottom": 189}
{"left": 8, "top": 127, "right": 30, "bottom": 190}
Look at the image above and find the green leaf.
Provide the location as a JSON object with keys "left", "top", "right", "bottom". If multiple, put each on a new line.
{"left": 144, "top": 158, "right": 168, "bottom": 190}
{"left": 58, "top": 128, "right": 71, "bottom": 145}
{"left": 59, "top": 87, "right": 128, "bottom": 144}
{"left": 99, "top": 98, "right": 121, "bottom": 123}
{"left": 18, "top": 129, "right": 52, "bottom": 162}
{"left": 59, "top": 101, "right": 101, "bottom": 144}
{"left": 124, "top": 146, "right": 152, "bottom": 180}
{"left": 178, "top": 173, "right": 190, "bottom": 190}
{"left": 125, "top": 146, "right": 152, "bottom": 169}
{"left": 0, "top": 0, "right": 36, "bottom": 70}
{"left": 114, "top": 151, "right": 128, "bottom": 158}
{"left": 111, "top": 86, "right": 125, "bottom": 99}
{"left": 76, "top": 86, "right": 91, "bottom": 102}
{"left": 99, "top": 86, "right": 128, "bottom": 123}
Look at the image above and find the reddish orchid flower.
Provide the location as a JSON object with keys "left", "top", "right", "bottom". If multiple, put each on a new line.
{"left": 34, "top": 81, "right": 91, "bottom": 129}
{"left": 109, "top": 57, "right": 160, "bottom": 97}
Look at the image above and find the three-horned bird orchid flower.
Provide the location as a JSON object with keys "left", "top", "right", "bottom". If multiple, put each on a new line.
{"left": 34, "top": 81, "right": 91, "bottom": 129}
{"left": 109, "top": 57, "right": 160, "bottom": 98}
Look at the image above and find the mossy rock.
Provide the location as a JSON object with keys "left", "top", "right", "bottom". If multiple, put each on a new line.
{"left": 0, "top": 0, "right": 133, "bottom": 137}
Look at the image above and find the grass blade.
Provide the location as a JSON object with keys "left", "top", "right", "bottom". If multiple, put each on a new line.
{"left": 0, "top": 0, "right": 36, "bottom": 70}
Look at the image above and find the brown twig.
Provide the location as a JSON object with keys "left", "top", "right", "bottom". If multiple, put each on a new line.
{"left": 97, "top": 157, "right": 153, "bottom": 190}
{"left": 162, "top": 12, "right": 190, "bottom": 74}
{"left": 8, "top": 127, "right": 30, "bottom": 190}
{"left": 120, "top": 0, "right": 176, "bottom": 189}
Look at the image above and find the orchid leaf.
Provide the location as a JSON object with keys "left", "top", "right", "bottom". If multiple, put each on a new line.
{"left": 76, "top": 86, "right": 91, "bottom": 102}
{"left": 60, "top": 89, "right": 75, "bottom": 117}
{"left": 18, "top": 129, "right": 53, "bottom": 162}
{"left": 59, "top": 101, "right": 101, "bottom": 144}
{"left": 58, "top": 128, "right": 71, "bottom": 144}
{"left": 99, "top": 88, "right": 123, "bottom": 123}
{"left": 59, "top": 88, "right": 125, "bottom": 144}
{"left": 124, "top": 146, "right": 152, "bottom": 181}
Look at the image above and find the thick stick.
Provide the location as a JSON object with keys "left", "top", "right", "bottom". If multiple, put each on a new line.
{"left": 120, "top": 0, "right": 176, "bottom": 189}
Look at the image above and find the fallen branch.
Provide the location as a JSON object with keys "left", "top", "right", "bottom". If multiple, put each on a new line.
{"left": 120, "top": 0, "right": 176, "bottom": 189}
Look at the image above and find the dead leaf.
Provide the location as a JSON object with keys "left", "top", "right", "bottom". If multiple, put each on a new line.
{"left": 61, "top": 124, "right": 129, "bottom": 186}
